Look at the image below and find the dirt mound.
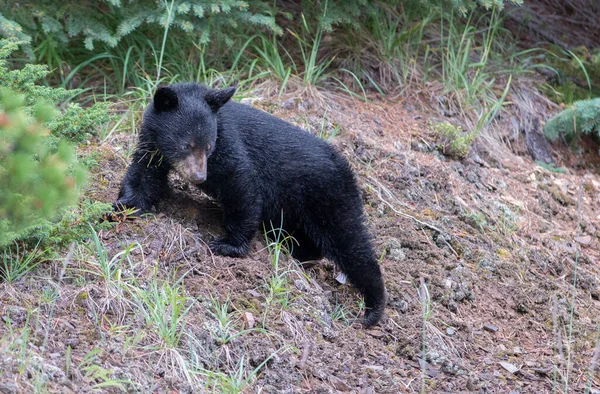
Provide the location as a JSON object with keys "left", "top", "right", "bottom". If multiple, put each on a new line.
{"left": 2, "top": 93, "right": 600, "bottom": 393}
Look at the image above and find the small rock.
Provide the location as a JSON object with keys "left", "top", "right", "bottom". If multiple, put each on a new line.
{"left": 553, "top": 178, "right": 568, "bottom": 190}
{"left": 65, "top": 337, "right": 80, "bottom": 348}
{"left": 49, "top": 352, "right": 61, "bottom": 359}
{"left": 447, "top": 300, "right": 458, "bottom": 312}
{"left": 446, "top": 328, "right": 455, "bottom": 336}
{"left": 329, "top": 376, "right": 351, "bottom": 392}
{"left": 244, "top": 312, "right": 255, "bottom": 329}
{"left": 240, "top": 97, "right": 263, "bottom": 106}
{"left": 335, "top": 272, "right": 347, "bottom": 284}
{"left": 294, "top": 279, "right": 309, "bottom": 292}
{"left": 512, "top": 347, "right": 523, "bottom": 355}
{"left": 386, "top": 238, "right": 406, "bottom": 261}
{"left": 280, "top": 98, "right": 296, "bottom": 110}
{"left": 398, "top": 300, "right": 409, "bottom": 313}
{"left": 575, "top": 236, "right": 592, "bottom": 245}
{"left": 483, "top": 324, "right": 499, "bottom": 333}
{"left": 411, "top": 141, "right": 432, "bottom": 153}
{"left": 0, "top": 383, "right": 18, "bottom": 394}
{"left": 365, "top": 365, "right": 384, "bottom": 371}
{"left": 246, "top": 289, "right": 261, "bottom": 298}
{"left": 368, "top": 330, "right": 386, "bottom": 338}
{"left": 501, "top": 195, "right": 523, "bottom": 208}
{"left": 499, "top": 361, "right": 519, "bottom": 374}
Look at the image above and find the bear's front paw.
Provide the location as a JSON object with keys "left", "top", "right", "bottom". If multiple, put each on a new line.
{"left": 209, "top": 237, "right": 249, "bottom": 257}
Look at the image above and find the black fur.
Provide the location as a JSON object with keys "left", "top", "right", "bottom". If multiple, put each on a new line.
{"left": 115, "top": 83, "right": 387, "bottom": 327}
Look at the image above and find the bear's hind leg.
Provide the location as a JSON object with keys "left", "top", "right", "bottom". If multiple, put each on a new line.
{"left": 304, "top": 219, "right": 386, "bottom": 327}
{"left": 289, "top": 229, "right": 323, "bottom": 262}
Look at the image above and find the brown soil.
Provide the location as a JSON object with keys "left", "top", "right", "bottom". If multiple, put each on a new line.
{"left": 2, "top": 91, "right": 600, "bottom": 393}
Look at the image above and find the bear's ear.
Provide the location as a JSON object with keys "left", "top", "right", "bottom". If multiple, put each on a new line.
{"left": 205, "top": 86, "right": 236, "bottom": 113}
{"left": 154, "top": 87, "right": 179, "bottom": 112}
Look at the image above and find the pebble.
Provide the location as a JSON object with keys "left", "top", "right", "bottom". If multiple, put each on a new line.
{"left": 483, "top": 324, "right": 499, "bottom": 333}
{"left": 575, "top": 236, "right": 592, "bottom": 245}
{"left": 0, "top": 383, "right": 18, "bottom": 394}
{"left": 499, "top": 361, "right": 519, "bottom": 374}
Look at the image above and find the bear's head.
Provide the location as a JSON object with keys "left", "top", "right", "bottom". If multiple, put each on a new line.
{"left": 144, "top": 83, "right": 236, "bottom": 185}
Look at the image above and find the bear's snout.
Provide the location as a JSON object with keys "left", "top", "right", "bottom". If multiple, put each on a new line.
{"left": 174, "top": 149, "right": 208, "bottom": 185}
{"left": 189, "top": 171, "right": 206, "bottom": 184}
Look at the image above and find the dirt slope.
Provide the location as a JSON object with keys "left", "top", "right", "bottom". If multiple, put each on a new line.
{"left": 1, "top": 92, "right": 600, "bottom": 393}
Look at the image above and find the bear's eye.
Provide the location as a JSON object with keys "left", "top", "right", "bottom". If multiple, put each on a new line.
{"left": 207, "top": 144, "right": 211, "bottom": 151}
{"left": 183, "top": 143, "right": 192, "bottom": 151}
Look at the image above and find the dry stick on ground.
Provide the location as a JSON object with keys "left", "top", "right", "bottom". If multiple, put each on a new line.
{"left": 563, "top": 181, "right": 585, "bottom": 389}
{"left": 552, "top": 294, "right": 564, "bottom": 374}
{"left": 366, "top": 176, "right": 459, "bottom": 257}
{"left": 299, "top": 342, "right": 311, "bottom": 370}
{"left": 366, "top": 176, "right": 443, "bottom": 234}
{"left": 41, "top": 243, "right": 76, "bottom": 361}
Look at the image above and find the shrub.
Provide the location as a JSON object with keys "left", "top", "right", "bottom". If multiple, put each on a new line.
{"left": 0, "top": 0, "right": 280, "bottom": 53}
{"left": 0, "top": 39, "right": 110, "bottom": 142}
{"left": 543, "top": 98, "right": 600, "bottom": 141}
{"left": 0, "top": 39, "right": 112, "bottom": 249}
{"left": 0, "top": 89, "right": 87, "bottom": 247}
{"left": 0, "top": 1, "right": 523, "bottom": 56}
{"left": 432, "top": 121, "right": 476, "bottom": 158}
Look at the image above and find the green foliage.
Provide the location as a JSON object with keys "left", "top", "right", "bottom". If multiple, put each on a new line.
{"left": 133, "top": 278, "right": 194, "bottom": 348}
{"left": 0, "top": 1, "right": 525, "bottom": 98}
{"left": 0, "top": 39, "right": 111, "bottom": 142}
{"left": 0, "top": 0, "right": 280, "bottom": 53}
{"left": 540, "top": 46, "right": 600, "bottom": 104}
{"left": 432, "top": 121, "right": 475, "bottom": 158}
{"left": 543, "top": 98, "right": 600, "bottom": 141}
{"left": 1, "top": 242, "right": 46, "bottom": 283}
{"left": 0, "top": 39, "right": 112, "bottom": 250}
{"left": 0, "top": 89, "right": 87, "bottom": 247}
{"left": 0, "top": 1, "right": 523, "bottom": 58}
{"left": 536, "top": 160, "right": 566, "bottom": 174}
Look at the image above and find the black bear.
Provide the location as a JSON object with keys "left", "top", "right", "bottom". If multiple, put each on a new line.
{"left": 115, "top": 83, "right": 386, "bottom": 327}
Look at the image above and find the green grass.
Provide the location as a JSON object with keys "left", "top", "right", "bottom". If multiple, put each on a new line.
{"left": 75, "top": 225, "right": 140, "bottom": 316}
{"left": 536, "top": 161, "right": 567, "bottom": 174}
{"left": 252, "top": 34, "right": 294, "bottom": 96}
{"left": 205, "top": 295, "right": 260, "bottom": 345}
{"left": 317, "top": 111, "right": 341, "bottom": 141}
{"left": 196, "top": 349, "right": 285, "bottom": 394}
{"left": 1, "top": 242, "right": 45, "bottom": 283}
{"left": 78, "top": 348, "right": 132, "bottom": 391}
{"left": 331, "top": 297, "right": 356, "bottom": 326}
{"left": 2, "top": 3, "right": 592, "bottom": 392}
{"left": 132, "top": 275, "right": 194, "bottom": 349}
